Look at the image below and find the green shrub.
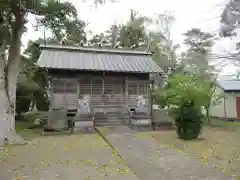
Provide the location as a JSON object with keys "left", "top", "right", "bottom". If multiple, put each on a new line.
{"left": 174, "top": 101, "right": 203, "bottom": 140}
{"left": 154, "top": 72, "right": 208, "bottom": 140}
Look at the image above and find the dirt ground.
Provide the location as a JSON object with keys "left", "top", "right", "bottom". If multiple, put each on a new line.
{"left": 0, "top": 132, "right": 138, "bottom": 180}
{"left": 135, "top": 126, "right": 240, "bottom": 179}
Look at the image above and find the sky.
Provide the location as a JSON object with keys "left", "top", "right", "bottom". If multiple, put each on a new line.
{"left": 22, "top": 0, "right": 240, "bottom": 75}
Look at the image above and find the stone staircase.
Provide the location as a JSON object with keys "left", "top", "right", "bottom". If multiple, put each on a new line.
{"left": 94, "top": 111, "right": 132, "bottom": 126}
{"left": 66, "top": 107, "right": 134, "bottom": 127}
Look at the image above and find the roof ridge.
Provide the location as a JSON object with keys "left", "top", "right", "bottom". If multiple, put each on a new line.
{"left": 39, "top": 44, "right": 152, "bottom": 56}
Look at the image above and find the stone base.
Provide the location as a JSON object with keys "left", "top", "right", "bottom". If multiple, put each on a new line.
{"left": 0, "top": 132, "right": 27, "bottom": 147}
{"left": 74, "top": 121, "right": 94, "bottom": 133}
{"left": 152, "top": 109, "right": 169, "bottom": 123}
{"left": 131, "top": 119, "right": 151, "bottom": 126}
{"left": 0, "top": 137, "right": 4, "bottom": 148}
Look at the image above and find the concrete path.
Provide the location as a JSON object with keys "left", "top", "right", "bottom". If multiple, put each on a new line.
{"left": 0, "top": 133, "right": 139, "bottom": 180}
{"left": 97, "top": 126, "right": 235, "bottom": 180}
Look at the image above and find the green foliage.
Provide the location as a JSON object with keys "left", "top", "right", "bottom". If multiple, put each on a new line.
{"left": 220, "top": 0, "right": 240, "bottom": 37}
{"left": 154, "top": 72, "right": 210, "bottom": 140}
{"left": 175, "top": 101, "right": 203, "bottom": 140}
{"left": 119, "top": 10, "right": 148, "bottom": 49}
{"left": 150, "top": 41, "right": 169, "bottom": 68}
{"left": 0, "top": 0, "right": 82, "bottom": 46}
{"left": 36, "top": 1, "right": 77, "bottom": 41}
{"left": 119, "top": 22, "right": 146, "bottom": 49}
{"left": 16, "top": 55, "right": 38, "bottom": 114}
{"left": 146, "top": 12, "right": 179, "bottom": 75}
{"left": 23, "top": 110, "right": 42, "bottom": 122}
{"left": 1, "top": 0, "right": 88, "bottom": 118}
{"left": 88, "top": 9, "right": 148, "bottom": 49}
{"left": 89, "top": 32, "right": 112, "bottom": 47}
{"left": 65, "top": 19, "right": 87, "bottom": 43}
{"left": 159, "top": 73, "right": 210, "bottom": 108}
{"left": 181, "top": 28, "right": 216, "bottom": 76}
{"left": 183, "top": 28, "right": 214, "bottom": 54}
{"left": 152, "top": 88, "right": 166, "bottom": 108}
{"left": 16, "top": 41, "right": 50, "bottom": 114}
{"left": 22, "top": 110, "right": 46, "bottom": 128}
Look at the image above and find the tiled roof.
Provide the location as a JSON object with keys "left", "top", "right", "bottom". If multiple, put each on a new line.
{"left": 216, "top": 80, "right": 240, "bottom": 91}
{"left": 37, "top": 45, "right": 163, "bottom": 73}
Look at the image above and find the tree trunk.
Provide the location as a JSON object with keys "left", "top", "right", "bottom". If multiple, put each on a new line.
{"left": 3, "top": 44, "right": 25, "bottom": 145}
{"left": 0, "top": 66, "right": 9, "bottom": 147}
{"left": 0, "top": 6, "right": 26, "bottom": 146}
{"left": 0, "top": 37, "right": 25, "bottom": 146}
{"left": 7, "top": 60, "right": 18, "bottom": 131}
{"left": 0, "top": 54, "right": 25, "bottom": 146}
{"left": 205, "top": 83, "right": 217, "bottom": 125}
{"left": 205, "top": 106, "right": 211, "bottom": 125}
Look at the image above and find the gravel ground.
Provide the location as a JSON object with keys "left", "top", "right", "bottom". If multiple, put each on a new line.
{"left": 0, "top": 133, "right": 139, "bottom": 180}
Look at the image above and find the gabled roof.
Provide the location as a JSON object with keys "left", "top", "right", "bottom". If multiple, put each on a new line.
{"left": 216, "top": 80, "right": 240, "bottom": 92}
{"left": 37, "top": 44, "right": 163, "bottom": 73}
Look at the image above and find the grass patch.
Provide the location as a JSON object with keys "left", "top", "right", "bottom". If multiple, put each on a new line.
{"left": 15, "top": 121, "right": 31, "bottom": 133}
{"left": 15, "top": 121, "right": 43, "bottom": 140}
{"left": 146, "top": 125, "right": 240, "bottom": 179}
{"left": 204, "top": 118, "right": 240, "bottom": 132}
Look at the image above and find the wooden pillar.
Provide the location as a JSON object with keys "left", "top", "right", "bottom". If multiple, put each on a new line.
{"left": 224, "top": 96, "right": 227, "bottom": 120}
{"left": 149, "top": 80, "right": 154, "bottom": 119}
{"left": 125, "top": 76, "right": 128, "bottom": 108}
{"left": 63, "top": 79, "right": 67, "bottom": 110}
{"left": 77, "top": 78, "right": 80, "bottom": 99}
{"left": 137, "top": 84, "right": 139, "bottom": 95}
{"left": 90, "top": 79, "right": 92, "bottom": 95}
{"left": 102, "top": 72, "right": 105, "bottom": 94}
{"left": 102, "top": 78, "right": 105, "bottom": 94}
{"left": 102, "top": 72, "right": 105, "bottom": 110}
{"left": 49, "top": 76, "right": 53, "bottom": 110}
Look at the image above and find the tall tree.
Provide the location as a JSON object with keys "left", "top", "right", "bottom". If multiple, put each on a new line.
{"left": 16, "top": 55, "right": 39, "bottom": 115}
{"left": 220, "top": 0, "right": 240, "bottom": 65}
{"left": 119, "top": 9, "right": 148, "bottom": 49}
{"left": 220, "top": 0, "right": 240, "bottom": 37}
{"left": 0, "top": 0, "right": 107, "bottom": 145}
{"left": 88, "top": 10, "right": 148, "bottom": 50}
{"left": 17, "top": 19, "right": 88, "bottom": 116}
{"left": 182, "top": 28, "right": 215, "bottom": 75}
{"left": 65, "top": 19, "right": 87, "bottom": 44}
{"left": 88, "top": 24, "right": 120, "bottom": 48}
{"left": 147, "top": 12, "right": 179, "bottom": 76}
{"left": 182, "top": 28, "right": 221, "bottom": 123}
{"left": 17, "top": 40, "right": 50, "bottom": 114}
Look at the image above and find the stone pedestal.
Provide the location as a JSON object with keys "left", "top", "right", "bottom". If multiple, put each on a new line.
{"left": 131, "top": 119, "right": 151, "bottom": 126}
{"left": 47, "top": 110, "right": 67, "bottom": 131}
{"left": 0, "top": 131, "right": 4, "bottom": 148}
{"left": 74, "top": 121, "right": 94, "bottom": 132}
{"left": 152, "top": 109, "right": 169, "bottom": 124}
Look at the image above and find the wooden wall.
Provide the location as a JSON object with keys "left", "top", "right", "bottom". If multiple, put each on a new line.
{"left": 48, "top": 70, "right": 151, "bottom": 111}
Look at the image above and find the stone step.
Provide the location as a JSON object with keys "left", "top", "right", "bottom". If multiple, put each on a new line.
{"left": 95, "top": 121, "right": 131, "bottom": 126}
{"left": 95, "top": 119, "right": 124, "bottom": 121}
{"left": 94, "top": 116, "right": 126, "bottom": 120}
{"left": 95, "top": 122, "right": 126, "bottom": 126}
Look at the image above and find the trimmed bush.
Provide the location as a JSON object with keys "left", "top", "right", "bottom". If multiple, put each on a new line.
{"left": 175, "top": 101, "right": 203, "bottom": 140}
